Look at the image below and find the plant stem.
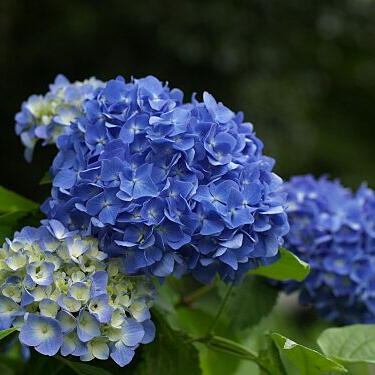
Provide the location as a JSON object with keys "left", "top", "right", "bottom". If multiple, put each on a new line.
{"left": 193, "top": 335, "right": 274, "bottom": 375}
{"left": 207, "top": 283, "right": 233, "bottom": 335}
{"left": 181, "top": 283, "right": 216, "bottom": 305}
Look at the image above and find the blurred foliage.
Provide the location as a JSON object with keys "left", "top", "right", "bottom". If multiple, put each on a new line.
{"left": 1, "top": 0, "right": 375, "bottom": 202}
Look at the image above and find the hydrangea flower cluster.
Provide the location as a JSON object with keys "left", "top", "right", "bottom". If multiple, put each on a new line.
{"left": 0, "top": 220, "right": 155, "bottom": 366}
{"left": 42, "top": 74, "right": 289, "bottom": 283}
{"left": 15, "top": 75, "right": 103, "bottom": 161}
{"left": 282, "top": 175, "right": 375, "bottom": 324}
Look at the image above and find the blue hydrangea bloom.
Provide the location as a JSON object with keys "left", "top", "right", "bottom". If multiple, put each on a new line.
{"left": 15, "top": 75, "right": 103, "bottom": 161}
{"left": 42, "top": 74, "right": 289, "bottom": 283}
{"left": 0, "top": 221, "right": 156, "bottom": 365}
{"left": 282, "top": 175, "right": 375, "bottom": 324}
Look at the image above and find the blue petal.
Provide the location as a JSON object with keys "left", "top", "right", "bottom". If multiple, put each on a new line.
{"left": 219, "top": 249, "right": 238, "bottom": 270}
{"left": 61, "top": 334, "right": 76, "bottom": 356}
{"left": 201, "top": 218, "right": 224, "bottom": 235}
{"left": 90, "top": 271, "right": 108, "bottom": 298}
{"left": 86, "top": 193, "right": 106, "bottom": 216}
{"left": 220, "top": 234, "right": 243, "bottom": 249}
{"left": 141, "top": 320, "right": 156, "bottom": 344}
{"left": 101, "top": 157, "right": 124, "bottom": 181}
{"left": 110, "top": 342, "right": 135, "bottom": 367}
{"left": 121, "top": 318, "right": 145, "bottom": 346}
{"left": 53, "top": 169, "right": 77, "bottom": 190}
{"left": 203, "top": 92, "right": 233, "bottom": 123}
{"left": 99, "top": 205, "right": 122, "bottom": 225}
{"left": 152, "top": 253, "right": 175, "bottom": 277}
{"left": 77, "top": 311, "right": 101, "bottom": 342}
{"left": 56, "top": 310, "right": 76, "bottom": 333}
{"left": 227, "top": 189, "right": 244, "bottom": 210}
{"left": 89, "top": 294, "right": 113, "bottom": 323}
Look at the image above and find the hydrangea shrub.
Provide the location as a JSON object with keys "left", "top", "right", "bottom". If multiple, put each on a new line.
{"left": 4, "top": 73, "right": 375, "bottom": 374}
{"left": 0, "top": 220, "right": 155, "bottom": 366}
{"left": 282, "top": 175, "right": 375, "bottom": 323}
{"left": 40, "top": 75, "right": 289, "bottom": 284}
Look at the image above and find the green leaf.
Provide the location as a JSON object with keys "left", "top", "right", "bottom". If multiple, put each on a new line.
{"left": 39, "top": 171, "right": 52, "bottom": 185}
{"left": 0, "top": 327, "right": 17, "bottom": 340}
{"left": 173, "top": 307, "right": 242, "bottom": 375}
{"left": 271, "top": 332, "right": 347, "bottom": 374}
{"left": 317, "top": 325, "right": 375, "bottom": 365}
{"left": 203, "top": 335, "right": 288, "bottom": 375}
{"left": 56, "top": 356, "right": 114, "bottom": 375}
{"left": 250, "top": 248, "right": 310, "bottom": 281}
{"left": 0, "top": 211, "right": 39, "bottom": 243}
{"left": 258, "top": 338, "right": 287, "bottom": 375}
{"left": 0, "top": 353, "right": 27, "bottom": 375}
{"left": 227, "top": 276, "right": 278, "bottom": 331}
{"left": 0, "top": 186, "right": 38, "bottom": 214}
{"left": 0, "top": 211, "right": 29, "bottom": 239}
{"left": 0, "top": 361, "right": 15, "bottom": 375}
{"left": 0, "top": 225, "right": 15, "bottom": 244}
{"left": 0, "top": 211, "right": 29, "bottom": 225}
{"left": 154, "top": 277, "right": 180, "bottom": 314}
{"left": 143, "top": 309, "right": 202, "bottom": 375}
{"left": 26, "top": 351, "right": 72, "bottom": 375}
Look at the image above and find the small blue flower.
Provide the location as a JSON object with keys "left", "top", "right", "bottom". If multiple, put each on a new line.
{"left": 27, "top": 262, "right": 55, "bottom": 286}
{"left": 119, "top": 164, "right": 159, "bottom": 200}
{"left": 19, "top": 314, "right": 63, "bottom": 356}
{"left": 88, "top": 294, "right": 113, "bottom": 323}
{"left": 86, "top": 189, "right": 124, "bottom": 225}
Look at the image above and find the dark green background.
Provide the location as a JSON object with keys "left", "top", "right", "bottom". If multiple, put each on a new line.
{"left": 1, "top": 0, "right": 374, "bottom": 202}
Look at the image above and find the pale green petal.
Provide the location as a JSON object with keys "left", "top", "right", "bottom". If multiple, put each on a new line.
{"left": 5, "top": 253, "right": 27, "bottom": 271}
{"left": 2, "top": 284, "right": 22, "bottom": 303}
{"left": 30, "top": 285, "right": 52, "bottom": 301}
{"left": 71, "top": 271, "right": 86, "bottom": 283}
{"left": 89, "top": 339, "right": 109, "bottom": 360}
{"left": 110, "top": 309, "right": 125, "bottom": 328}
{"left": 61, "top": 296, "right": 81, "bottom": 312}
{"left": 105, "top": 326, "right": 122, "bottom": 342}
{"left": 69, "top": 283, "right": 90, "bottom": 302}
{"left": 39, "top": 299, "right": 59, "bottom": 318}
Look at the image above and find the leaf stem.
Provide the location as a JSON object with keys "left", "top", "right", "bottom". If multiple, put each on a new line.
{"left": 207, "top": 283, "right": 233, "bottom": 335}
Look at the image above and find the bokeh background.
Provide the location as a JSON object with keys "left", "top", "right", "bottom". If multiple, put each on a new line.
{"left": 1, "top": 0, "right": 375, "bottom": 203}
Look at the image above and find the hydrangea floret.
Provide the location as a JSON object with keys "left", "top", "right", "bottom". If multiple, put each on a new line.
{"left": 0, "top": 220, "right": 155, "bottom": 366}
{"left": 15, "top": 75, "right": 103, "bottom": 161}
{"left": 42, "top": 74, "right": 289, "bottom": 283}
{"left": 282, "top": 175, "right": 375, "bottom": 324}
